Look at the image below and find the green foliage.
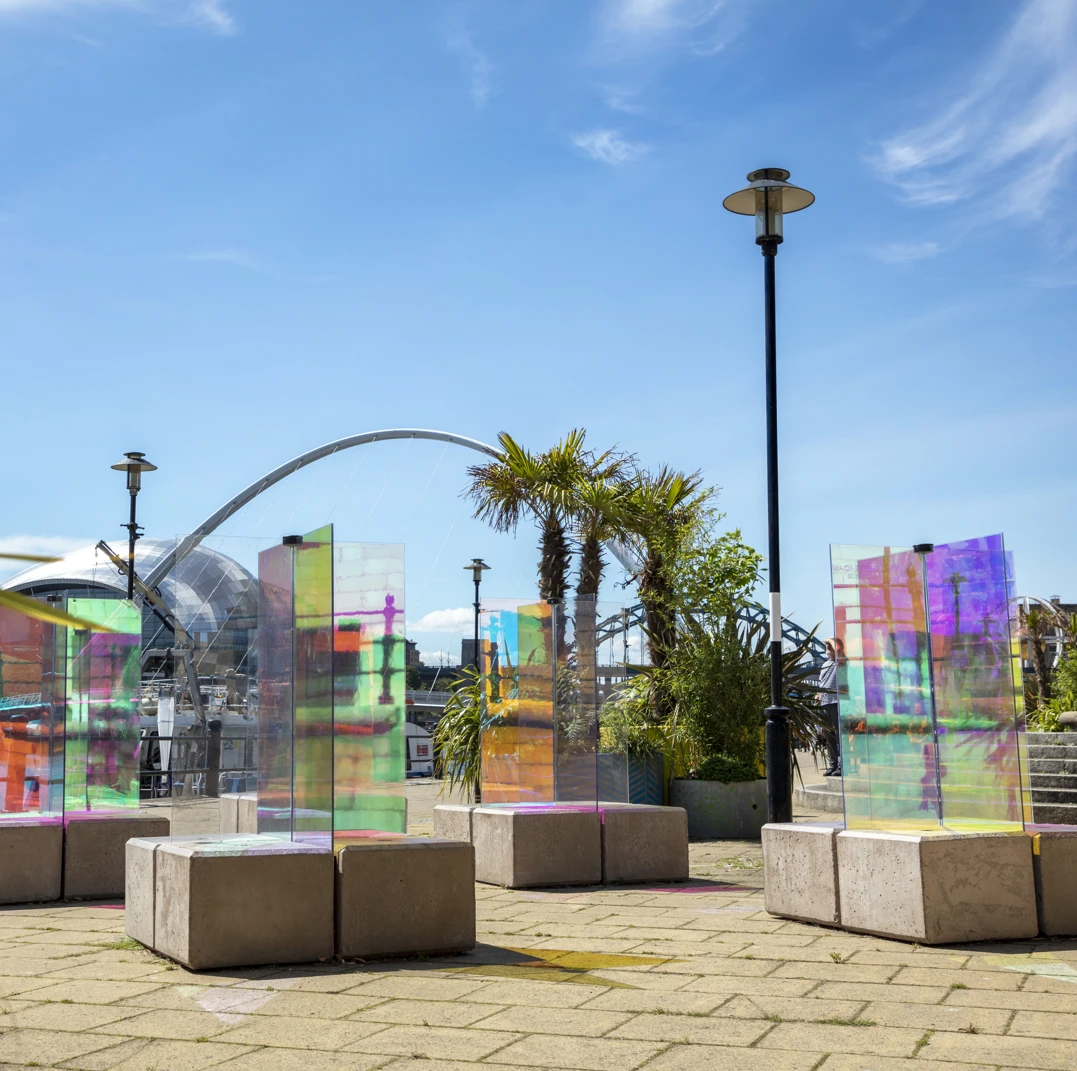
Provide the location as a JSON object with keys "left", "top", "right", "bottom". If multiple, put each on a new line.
{"left": 405, "top": 665, "right": 421, "bottom": 690}
{"left": 431, "top": 667, "right": 484, "bottom": 802}
{"left": 1054, "top": 648, "right": 1077, "bottom": 711}
{"left": 599, "top": 679, "right": 666, "bottom": 758}
{"left": 695, "top": 754, "right": 760, "bottom": 783}
{"left": 1028, "top": 706, "right": 1064, "bottom": 733}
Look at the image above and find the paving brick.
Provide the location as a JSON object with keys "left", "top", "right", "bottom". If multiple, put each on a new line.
{"left": 1009, "top": 1009, "right": 1077, "bottom": 1041}
{"left": 206, "top": 1050, "right": 387, "bottom": 1071}
{"left": 756, "top": 1021, "right": 923, "bottom": 1057}
{"left": 0, "top": 1027, "right": 121, "bottom": 1066}
{"left": 493, "top": 1033, "right": 664, "bottom": 1071}
{"left": 580, "top": 989, "right": 728, "bottom": 1014}
{"left": 0, "top": 1001, "right": 144, "bottom": 1033}
{"left": 860, "top": 999, "right": 1011, "bottom": 1033}
{"left": 809, "top": 980, "right": 949, "bottom": 1004}
{"left": 945, "top": 987, "right": 1077, "bottom": 1014}
{"left": 61, "top": 1036, "right": 258, "bottom": 1070}
{"left": 888, "top": 966, "right": 1022, "bottom": 990}
{"left": 643, "top": 1046, "right": 823, "bottom": 1071}
{"left": 344, "top": 1024, "right": 523, "bottom": 1060}
{"left": 350, "top": 998, "right": 499, "bottom": 1027}
{"left": 211, "top": 1014, "right": 390, "bottom": 1051}
{"left": 86, "top": 1008, "right": 238, "bottom": 1041}
{"left": 608, "top": 1012, "right": 769, "bottom": 1045}
{"left": 711, "top": 994, "right": 864, "bottom": 1021}
{"left": 923, "top": 1030, "right": 1077, "bottom": 1069}
{"left": 466, "top": 979, "right": 612, "bottom": 1007}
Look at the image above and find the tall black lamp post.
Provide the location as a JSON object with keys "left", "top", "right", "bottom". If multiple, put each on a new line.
{"left": 464, "top": 558, "right": 491, "bottom": 670}
{"left": 723, "top": 168, "right": 815, "bottom": 824}
{"left": 111, "top": 451, "right": 157, "bottom": 601}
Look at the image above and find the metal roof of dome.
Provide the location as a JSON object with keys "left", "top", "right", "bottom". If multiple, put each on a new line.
{"left": 2, "top": 539, "right": 256, "bottom": 635}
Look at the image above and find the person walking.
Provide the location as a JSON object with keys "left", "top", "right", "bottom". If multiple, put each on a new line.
{"left": 818, "top": 637, "right": 844, "bottom": 777}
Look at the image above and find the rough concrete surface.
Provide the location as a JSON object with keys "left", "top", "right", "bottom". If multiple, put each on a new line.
{"left": 433, "top": 803, "right": 477, "bottom": 844}
{"left": 1032, "top": 830, "right": 1077, "bottom": 936}
{"left": 669, "top": 779, "right": 768, "bottom": 840}
{"left": 600, "top": 805, "right": 689, "bottom": 884}
{"left": 762, "top": 821, "right": 842, "bottom": 926}
{"left": 152, "top": 838, "right": 335, "bottom": 969}
{"left": 838, "top": 829, "right": 1038, "bottom": 944}
{"left": 0, "top": 820, "right": 62, "bottom": 905}
{"left": 471, "top": 807, "right": 602, "bottom": 888}
{"left": 336, "top": 838, "right": 476, "bottom": 959}
{"left": 63, "top": 813, "right": 171, "bottom": 900}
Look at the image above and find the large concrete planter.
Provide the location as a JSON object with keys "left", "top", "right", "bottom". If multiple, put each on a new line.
{"left": 669, "top": 778, "right": 767, "bottom": 840}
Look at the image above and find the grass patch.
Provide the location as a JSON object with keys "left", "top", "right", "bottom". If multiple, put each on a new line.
{"left": 913, "top": 1030, "right": 934, "bottom": 1055}
{"left": 828, "top": 951, "right": 848, "bottom": 963}
{"left": 959, "top": 1025, "right": 980, "bottom": 1034}
{"left": 99, "top": 937, "right": 143, "bottom": 952}
{"left": 950, "top": 982, "right": 969, "bottom": 989}
{"left": 816, "top": 1017, "right": 876, "bottom": 1027}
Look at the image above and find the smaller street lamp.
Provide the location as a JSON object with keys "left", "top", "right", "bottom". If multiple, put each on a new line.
{"left": 464, "top": 558, "right": 491, "bottom": 671}
{"left": 111, "top": 451, "right": 157, "bottom": 601}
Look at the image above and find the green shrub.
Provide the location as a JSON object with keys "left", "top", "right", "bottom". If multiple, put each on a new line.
{"left": 694, "top": 754, "right": 760, "bottom": 783}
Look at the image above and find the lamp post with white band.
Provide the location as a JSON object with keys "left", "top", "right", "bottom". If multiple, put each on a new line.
{"left": 723, "top": 168, "right": 815, "bottom": 824}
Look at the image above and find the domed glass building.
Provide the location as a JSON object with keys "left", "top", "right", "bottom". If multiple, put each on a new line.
{"left": 3, "top": 539, "right": 258, "bottom": 680}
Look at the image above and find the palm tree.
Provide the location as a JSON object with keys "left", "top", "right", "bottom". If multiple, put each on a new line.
{"left": 620, "top": 467, "right": 710, "bottom": 680}
{"left": 571, "top": 461, "right": 634, "bottom": 600}
{"left": 467, "top": 429, "right": 614, "bottom": 604}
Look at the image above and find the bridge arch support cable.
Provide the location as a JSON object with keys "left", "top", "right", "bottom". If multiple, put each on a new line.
{"left": 143, "top": 428, "right": 499, "bottom": 591}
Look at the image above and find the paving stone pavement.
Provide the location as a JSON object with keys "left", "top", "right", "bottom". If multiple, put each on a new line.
{"left": 1, "top": 841, "right": 1076, "bottom": 1071}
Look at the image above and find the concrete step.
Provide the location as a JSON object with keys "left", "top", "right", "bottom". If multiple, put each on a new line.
{"left": 1027, "top": 787, "right": 1077, "bottom": 805}
{"left": 1031, "top": 803, "right": 1077, "bottom": 825}
{"left": 1029, "top": 773, "right": 1077, "bottom": 790}
{"left": 794, "top": 782, "right": 843, "bottom": 814}
{"left": 1028, "top": 746, "right": 1077, "bottom": 760}
{"left": 1027, "top": 759, "right": 1077, "bottom": 776}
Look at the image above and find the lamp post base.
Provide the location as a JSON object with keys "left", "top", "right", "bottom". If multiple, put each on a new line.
{"left": 765, "top": 705, "right": 792, "bottom": 824}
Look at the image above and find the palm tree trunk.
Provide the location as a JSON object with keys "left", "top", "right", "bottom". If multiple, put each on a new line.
{"left": 638, "top": 550, "right": 676, "bottom": 721}
{"left": 577, "top": 534, "right": 604, "bottom": 598}
{"left": 538, "top": 515, "right": 571, "bottom": 603}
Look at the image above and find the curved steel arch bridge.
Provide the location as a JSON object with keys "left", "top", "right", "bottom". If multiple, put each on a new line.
{"left": 142, "top": 428, "right": 499, "bottom": 591}
{"left": 142, "top": 425, "right": 823, "bottom": 662}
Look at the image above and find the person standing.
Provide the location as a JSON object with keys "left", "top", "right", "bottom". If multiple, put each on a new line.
{"left": 818, "top": 637, "right": 844, "bottom": 777}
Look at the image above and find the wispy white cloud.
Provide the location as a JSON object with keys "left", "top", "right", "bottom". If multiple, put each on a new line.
{"left": 572, "top": 128, "right": 649, "bottom": 166}
{"left": 184, "top": 0, "right": 232, "bottom": 35}
{"left": 0, "top": 535, "right": 89, "bottom": 577}
{"left": 180, "top": 248, "right": 262, "bottom": 270}
{"left": 417, "top": 649, "right": 452, "bottom": 666}
{"left": 872, "top": 0, "right": 1077, "bottom": 224}
{"left": 408, "top": 607, "right": 472, "bottom": 634}
{"left": 853, "top": 0, "right": 927, "bottom": 48}
{"left": 600, "top": 0, "right": 739, "bottom": 56}
{"left": 445, "top": 25, "right": 492, "bottom": 109}
{"left": 872, "top": 240, "right": 941, "bottom": 264}
{"left": 0, "top": 0, "right": 236, "bottom": 35}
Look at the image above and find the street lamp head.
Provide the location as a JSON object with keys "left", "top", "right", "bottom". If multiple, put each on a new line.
{"left": 723, "top": 168, "right": 815, "bottom": 245}
{"left": 110, "top": 451, "right": 157, "bottom": 494}
{"left": 465, "top": 558, "right": 491, "bottom": 584}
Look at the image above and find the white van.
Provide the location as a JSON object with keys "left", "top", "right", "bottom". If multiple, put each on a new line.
{"left": 406, "top": 722, "right": 434, "bottom": 777}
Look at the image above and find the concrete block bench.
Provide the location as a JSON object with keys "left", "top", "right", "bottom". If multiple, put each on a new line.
{"left": 470, "top": 805, "right": 602, "bottom": 888}
{"left": 218, "top": 792, "right": 258, "bottom": 835}
{"left": 1031, "top": 830, "right": 1077, "bottom": 936}
{"left": 435, "top": 802, "right": 688, "bottom": 887}
{"left": 64, "top": 812, "right": 170, "bottom": 900}
{"left": 126, "top": 835, "right": 334, "bottom": 969}
{"left": 837, "top": 829, "right": 1037, "bottom": 944}
{"left": 336, "top": 837, "right": 475, "bottom": 959}
{"left": 599, "top": 803, "right": 688, "bottom": 883}
{"left": 762, "top": 822, "right": 842, "bottom": 927}
{"left": 0, "top": 819, "right": 62, "bottom": 905}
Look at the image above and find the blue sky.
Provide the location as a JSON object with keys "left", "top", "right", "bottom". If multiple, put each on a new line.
{"left": 1, "top": 0, "right": 1074, "bottom": 662}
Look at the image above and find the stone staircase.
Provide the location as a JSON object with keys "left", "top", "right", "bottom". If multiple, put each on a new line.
{"left": 1027, "top": 731, "right": 1077, "bottom": 825}
{"left": 792, "top": 732, "right": 1077, "bottom": 824}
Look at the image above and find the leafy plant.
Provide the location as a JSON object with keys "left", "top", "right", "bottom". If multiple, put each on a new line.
{"left": 431, "top": 666, "right": 484, "bottom": 802}
{"left": 695, "top": 754, "right": 758, "bottom": 783}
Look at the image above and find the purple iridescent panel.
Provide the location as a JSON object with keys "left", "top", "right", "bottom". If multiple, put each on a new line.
{"left": 832, "top": 535, "right": 1026, "bottom": 832}
{"left": 928, "top": 535, "right": 1024, "bottom": 831}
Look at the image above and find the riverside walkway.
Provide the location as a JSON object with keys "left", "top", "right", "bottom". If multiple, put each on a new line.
{"left": 2, "top": 838, "right": 1077, "bottom": 1071}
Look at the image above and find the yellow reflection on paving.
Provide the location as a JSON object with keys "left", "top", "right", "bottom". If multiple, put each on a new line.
{"left": 444, "top": 945, "right": 676, "bottom": 987}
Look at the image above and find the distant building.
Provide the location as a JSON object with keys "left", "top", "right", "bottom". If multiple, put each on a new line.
{"left": 461, "top": 638, "right": 477, "bottom": 670}
{"left": 405, "top": 639, "right": 420, "bottom": 667}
